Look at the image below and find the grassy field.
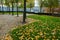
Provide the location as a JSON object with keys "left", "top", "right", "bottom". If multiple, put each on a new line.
{"left": 10, "top": 15, "right": 60, "bottom": 40}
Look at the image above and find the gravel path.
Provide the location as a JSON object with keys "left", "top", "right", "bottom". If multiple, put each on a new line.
{"left": 0, "top": 15, "right": 23, "bottom": 40}
{"left": 0, "top": 14, "right": 33, "bottom": 40}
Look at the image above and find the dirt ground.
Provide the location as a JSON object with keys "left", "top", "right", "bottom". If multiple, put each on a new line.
{"left": 0, "top": 15, "right": 35, "bottom": 40}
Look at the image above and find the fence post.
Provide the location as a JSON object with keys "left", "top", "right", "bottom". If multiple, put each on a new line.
{"left": 23, "top": 0, "right": 26, "bottom": 23}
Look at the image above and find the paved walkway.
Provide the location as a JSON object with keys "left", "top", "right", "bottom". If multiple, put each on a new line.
{"left": 0, "top": 15, "right": 22, "bottom": 40}
{"left": 0, "top": 14, "right": 33, "bottom": 40}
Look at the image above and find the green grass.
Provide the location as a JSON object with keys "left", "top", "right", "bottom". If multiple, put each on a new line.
{"left": 28, "top": 15, "right": 60, "bottom": 22}
{"left": 10, "top": 15, "right": 60, "bottom": 40}
{"left": 0, "top": 12, "right": 22, "bottom": 15}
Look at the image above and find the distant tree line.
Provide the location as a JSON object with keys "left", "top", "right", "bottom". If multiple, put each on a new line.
{"left": 39, "top": 0, "right": 59, "bottom": 13}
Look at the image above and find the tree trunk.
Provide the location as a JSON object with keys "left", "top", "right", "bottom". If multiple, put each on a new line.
{"left": 23, "top": 0, "right": 26, "bottom": 23}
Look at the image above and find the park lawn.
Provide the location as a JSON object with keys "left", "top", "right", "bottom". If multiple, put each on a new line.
{"left": 10, "top": 12, "right": 23, "bottom": 15}
{"left": 0, "top": 12, "right": 22, "bottom": 15}
{"left": 10, "top": 15, "right": 60, "bottom": 40}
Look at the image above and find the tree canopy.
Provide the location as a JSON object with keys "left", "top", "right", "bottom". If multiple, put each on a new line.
{"left": 2, "top": 0, "right": 60, "bottom": 8}
{"left": 42, "top": 0, "right": 59, "bottom": 7}
{"left": 4, "top": 0, "right": 34, "bottom": 8}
